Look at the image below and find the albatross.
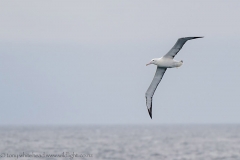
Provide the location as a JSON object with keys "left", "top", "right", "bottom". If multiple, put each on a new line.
{"left": 145, "top": 37, "right": 203, "bottom": 119}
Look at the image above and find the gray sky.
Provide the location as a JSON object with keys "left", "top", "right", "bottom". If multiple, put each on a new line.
{"left": 1, "top": 0, "right": 240, "bottom": 125}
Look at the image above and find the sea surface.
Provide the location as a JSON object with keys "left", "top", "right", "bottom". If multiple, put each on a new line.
{"left": 0, "top": 125, "right": 240, "bottom": 160}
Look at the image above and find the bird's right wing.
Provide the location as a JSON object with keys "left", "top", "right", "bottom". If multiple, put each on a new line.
{"left": 145, "top": 67, "right": 167, "bottom": 119}
{"left": 163, "top": 37, "right": 203, "bottom": 59}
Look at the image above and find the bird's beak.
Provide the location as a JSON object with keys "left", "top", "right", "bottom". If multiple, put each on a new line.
{"left": 146, "top": 62, "right": 151, "bottom": 66}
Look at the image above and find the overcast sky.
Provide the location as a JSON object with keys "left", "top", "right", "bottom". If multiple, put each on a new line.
{"left": 1, "top": 0, "right": 240, "bottom": 125}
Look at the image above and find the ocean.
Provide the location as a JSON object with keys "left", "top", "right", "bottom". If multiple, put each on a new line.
{"left": 0, "top": 125, "right": 240, "bottom": 160}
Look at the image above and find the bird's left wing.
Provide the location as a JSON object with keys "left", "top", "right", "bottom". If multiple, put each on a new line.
{"left": 163, "top": 37, "right": 203, "bottom": 59}
{"left": 145, "top": 67, "right": 167, "bottom": 119}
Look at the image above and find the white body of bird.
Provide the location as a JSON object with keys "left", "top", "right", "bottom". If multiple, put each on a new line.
{"left": 146, "top": 57, "right": 183, "bottom": 68}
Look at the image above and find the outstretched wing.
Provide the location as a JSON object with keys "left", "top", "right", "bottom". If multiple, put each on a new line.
{"left": 145, "top": 67, "right": 167, "bottom": 119}
{"left": 163, "top": 37, "right": 203, "bottom": 59}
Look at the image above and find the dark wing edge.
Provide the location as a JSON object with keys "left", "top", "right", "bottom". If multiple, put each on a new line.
{"left": 145, "top": 67, "right": 167, "bottom": 119}
{"left": 163, "top": 37, "right": 203, "bottom": 59}
{"left": 147, "top": 99, "right": 152, "bottom": 119}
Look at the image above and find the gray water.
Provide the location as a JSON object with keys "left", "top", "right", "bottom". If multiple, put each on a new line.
{"left": 1, "top": 125, "right": 240, "bottom": 160}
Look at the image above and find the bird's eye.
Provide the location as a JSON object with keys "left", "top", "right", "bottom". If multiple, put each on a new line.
{"left": 152, "top": 60, "right": 154, "bottom": 61}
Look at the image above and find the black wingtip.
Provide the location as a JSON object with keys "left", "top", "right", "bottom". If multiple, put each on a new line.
{"left": 192, "top": 36, "right": 204, "bottom": 39}
{"left": 148, "top": 107, "right": 152, "bottom": 119}
{"left": 183, "top": 36, "right": 204, "bottom": 40}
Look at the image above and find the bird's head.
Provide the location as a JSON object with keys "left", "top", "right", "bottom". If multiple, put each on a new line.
{"left": 146, "top": 58, "right": 158, "bottom": 66}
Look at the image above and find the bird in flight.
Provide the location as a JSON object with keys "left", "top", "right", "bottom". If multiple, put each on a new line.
{"left": 145, "top": 37, "right": 203, "bottom": 119}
